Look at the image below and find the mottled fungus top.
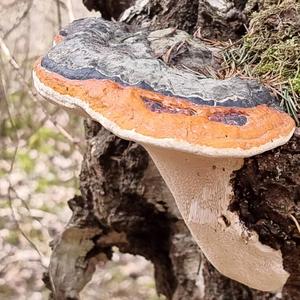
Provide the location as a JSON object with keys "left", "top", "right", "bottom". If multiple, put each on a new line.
{"left": 33, "top": 17, "right": 295, "bottom": 157}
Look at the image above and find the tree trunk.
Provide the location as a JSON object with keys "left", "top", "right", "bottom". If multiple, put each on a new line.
{"left": 47, "top": 1, "right": 300, "bottom": 299}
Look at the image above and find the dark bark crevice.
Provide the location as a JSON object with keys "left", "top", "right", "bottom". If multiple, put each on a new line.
{"left": 83, "top": 0, "right": 134, "bottom": 19}
{"left": 231, "top": 136, "right": 300, "bottom": 299}
{"left": 79, "top": 121, "right": 178, "bottom": 298}
{"left": 77, "top": 120, "right": 300, "bottom": 300}
{"left": 127, "top": 0, "right": 251, "bottom": 40}
{"left": 122, "top": 0, "right": 200, "bottom": 34}
{"left": 195, "top": 1, "right": 248, "bottom": 40}
{"left": 83, "top": 0, "right": 253, "bottom": 40}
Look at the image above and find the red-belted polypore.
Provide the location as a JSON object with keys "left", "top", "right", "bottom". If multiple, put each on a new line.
{"left": 33, "top": 17, "right": 296, "bottom": 292}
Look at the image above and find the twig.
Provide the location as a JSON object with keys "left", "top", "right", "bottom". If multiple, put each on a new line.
{"left": 0, "top": 68, "right": 46, "bottom": 268}
{"left": 64, "top": 0, "right": 75, "bottom": 22}
{"left": 0, "top": 69, "right": 19, "bottom": 173}
{"left": 55, "top": 0, "right": 62, "bottom": 30}
{"left": 162, "top": 40, "right": 187, "bottom": 64}
{"left": 3, "top": 0, "right": 33, "bottom": 39}
{"left": 289, "top": 214, "right": 300, "bottom": 234}
{"left": 0, "top": 37, "right": 84, "bottom": 153}
{"left": 8, "top": 186, "right": 46, "bottom": 267}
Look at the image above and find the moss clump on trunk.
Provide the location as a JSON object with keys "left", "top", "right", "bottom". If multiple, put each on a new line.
{"left": 223, "top": 0, "right": 300, "bottom": 123}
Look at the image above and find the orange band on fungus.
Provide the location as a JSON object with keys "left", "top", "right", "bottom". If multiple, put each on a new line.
{"left": 53, "top": 34, "right": 64, "bottom": 45}
{"left": 34, "top": 61, "right": 295, "bottom": 150}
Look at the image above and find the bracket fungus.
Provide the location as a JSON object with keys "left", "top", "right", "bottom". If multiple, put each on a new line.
{"left": 33, "top": 18, "right": 296, "bottom": 292}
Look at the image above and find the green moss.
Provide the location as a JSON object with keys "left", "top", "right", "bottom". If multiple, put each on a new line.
{"left": 35, "top": 177, "right": 59, "bottom": 193}
{"left": 255, "top": 62, "right": 277, "bottom": 74}
{"left": 223, "top": 0, "right": 300, "bottom": 123}
{"left": 5, "top": 231, "right": 20, "bottom": 246}
{"left": 293, "top": 77, "right": 300, "bottom": 94}
{"left": 17, "top": 152, "right": 36, "bottom": 173}
{"left": 29, "top": 127, "right": 63, "bottom": 154}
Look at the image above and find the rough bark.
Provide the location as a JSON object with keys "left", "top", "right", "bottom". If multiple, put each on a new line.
{"left": 48, "top": 118, "right": 300, "bottom": 300}
{"left": 231, "top": 136, "right": 300, "bottom": 299}
{"left": 83, "top": 0, "right": 134, "bottom": 19}
{"left": 119, "top": 0, "right": 249, "bottom": 40}
{"left": 47, "top": 0, "right": 300, "bottom": 299}
{"left": 83, "top": 0, "right": 249, "bottom": 39}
